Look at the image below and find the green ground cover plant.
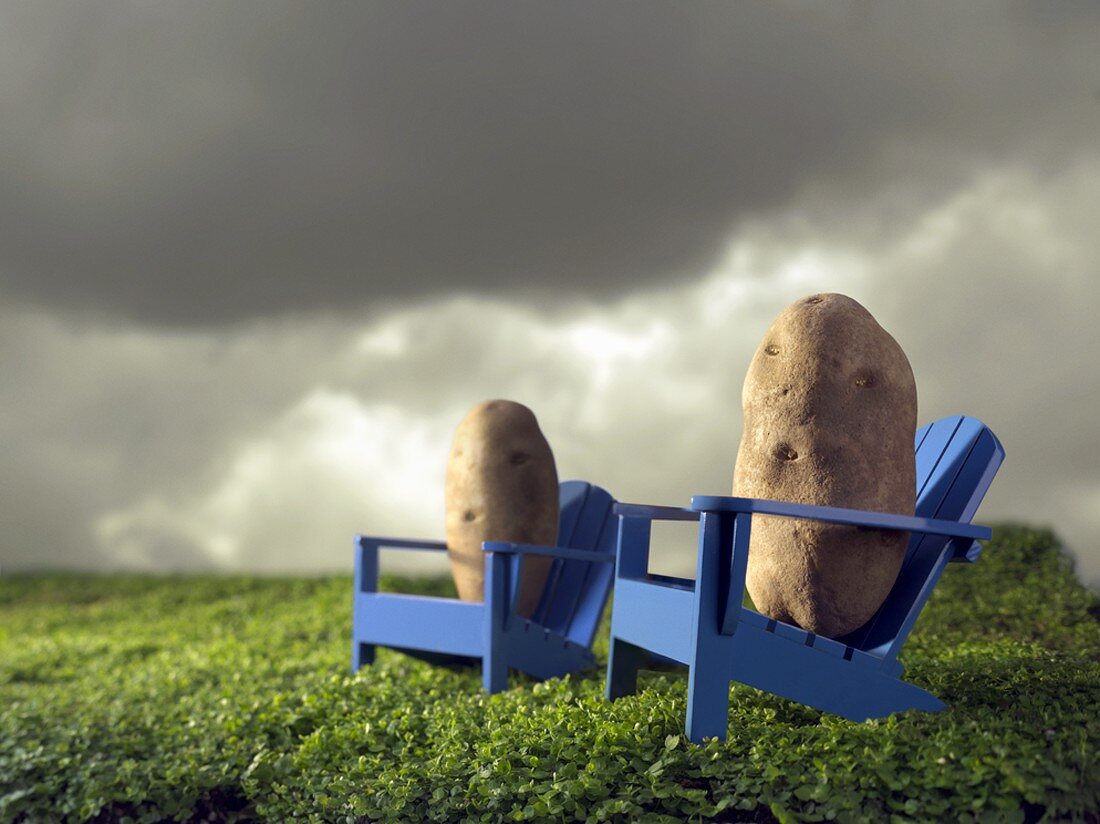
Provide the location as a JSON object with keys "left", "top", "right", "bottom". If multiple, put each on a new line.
{"left": 1, "top": 525, "right": 1097, "bottom": 823}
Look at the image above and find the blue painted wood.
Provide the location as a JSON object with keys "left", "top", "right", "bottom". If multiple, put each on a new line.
{"left": 615, "top": 503, "right": 699, "bottom": 521}
{"left": 352, "top": 535, "right": 380, "bottom": 671}
{"left": 553, "top": 487, "right": 618, "bottom": 647}
{"left": 686, "top": 511, "right": 737, "bottom": 742}
{"left": 719, "top": 513, "right": 752, "bottom": 636}
{"left": 351, "top": 480, "right": 617, "bottom": 693}
{"left": 809, "top": 632, "right": 847, "bottom": 658}
{"left": 532, "top": 484, "right": 616, "bottom": 642}
{"left": 505, "top": 619, "right": 597, "bottom": 679}
{"left": 605, "top": 636, "right": 647, "bottom": 701}
{"left": 687, "top": 497, "right": 991, "bottom": 540}
{"left": 356, "top": 536, "right": 448, "bottom": 552}
{"left": 481, "top": 542, "right": 615, "bottom": 564}
{"left": 482, "top": 551, "right": 510, "bottom": 692}
{"left": 841, "top": 419, "right": 1005, "bottom": 659}
{"left": 725, "top": 618, "right": 945, "bottom": 720}
{"left": 354, "top": 593, "right": 486, "bottom": 658}
{"left": 614, "top": 515, "right": 654, "bottom": 578}
{"left": 608, "top": 576, "right": 695, "bottom": 663}
{"left": 736, "top": 607, "right": 771, "bottom": 632}
{"left": 606, "top": 511, "right": 664, "bottom": 700}
{"left": 605, "top": 416, "right": 1003, "bottom": 742}
{"left": 529, "top": 481, "right": 598, "bottom": 625}
{"left": 915, "top": 416, "right": 962, "bottom": 498}
{"left": 555, "top": 481, "right": 591, "bottom": 549}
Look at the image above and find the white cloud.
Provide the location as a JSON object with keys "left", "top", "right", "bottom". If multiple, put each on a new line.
{"left": 95, "top": 391, "right": 456, "bottom": 573}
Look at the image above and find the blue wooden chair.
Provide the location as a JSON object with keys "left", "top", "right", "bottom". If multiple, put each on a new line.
{"left": 606, "top": 415, "right": 1005, "bottom": 742}
{"left": 353, "top": 480, "right": 616, "bottom": 692}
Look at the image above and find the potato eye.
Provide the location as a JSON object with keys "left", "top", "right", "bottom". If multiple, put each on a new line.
{"left": 774, "top": 443, "right": 799, "bottom": 461}
{"left": 510, "top": 452, "right": 530, "bottom": 465}
{"left": 764, "top": 344, "right": 780, "bottom": 356}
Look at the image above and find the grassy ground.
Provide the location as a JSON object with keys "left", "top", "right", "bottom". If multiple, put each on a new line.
{"left": 1, "top": 525, "right": 1097, "bottom": 823}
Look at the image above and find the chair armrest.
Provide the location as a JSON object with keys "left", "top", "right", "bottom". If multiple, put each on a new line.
{"left": 481, "top": 541, "right": 614, "bottom": 564}
{"left": 354, "top": 535, "right": 449, "bottom": 598}
{"left": 608, "top": 503, "right": 699, "bottom": 580}
{"left": 614, "top": 502, "right": 700, "bottom": 523}
{"left": 355, "top": 535, "right": 448, "bottom": 552}
{"left": 689, "top": 496, "right": 991, "bottom": 542}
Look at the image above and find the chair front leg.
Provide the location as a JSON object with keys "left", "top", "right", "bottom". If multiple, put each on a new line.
{"left": 686, "top": 512, "right": 736, "bottom": 743}
{"left": 482, "top": 551, "right": 515, "bottom": 693}
{"left": 686, "top": 659, "right": 731, "bottom": 744}
{"left": 606, "top": 513, "right": 656, "bottom": 700}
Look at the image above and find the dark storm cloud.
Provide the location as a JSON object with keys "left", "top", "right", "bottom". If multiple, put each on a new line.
{"left": 1, "top": 1, "right": 1097, "bottom": 325}
{"left": 4, "top": 161, "right": 1100, "bottom": 582}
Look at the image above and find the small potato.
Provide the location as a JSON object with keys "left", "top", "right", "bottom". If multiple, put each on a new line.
{"left": 445, "top": 400, "right": 559, "bottom": 617}
{"left": 733, "top": 294, "right": 917, "bottom": 637}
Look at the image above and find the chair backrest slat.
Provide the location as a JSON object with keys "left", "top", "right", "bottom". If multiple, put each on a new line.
{"left": 840, "top": 416, "right": 1004, "bottom": 657}
{"left": 531, "top": 482, "right": 589, "bottom": 622}
{"left": 553, "top": 489, "right": 617, "bottom": 647}
{"left": 914, "top": 416, "right": 963, "bottom": 499}
{"left": 530, "top": 481, "right": 616, "bottom": 647}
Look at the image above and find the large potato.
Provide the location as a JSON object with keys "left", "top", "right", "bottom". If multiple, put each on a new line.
{"left": 733, "top": 293, "right": 917, "bottom": 638}
{"left": 445, "top": 400, "right": 559, "bottom": 617}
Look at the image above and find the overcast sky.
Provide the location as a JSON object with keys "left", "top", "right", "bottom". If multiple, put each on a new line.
{"left": 2, "top": 1, "right": 1099, "bottom": 586}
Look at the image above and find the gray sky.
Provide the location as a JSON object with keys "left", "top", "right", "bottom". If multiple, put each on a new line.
{"left": 2, "top": 2, "right": 1099, "bottom": 586}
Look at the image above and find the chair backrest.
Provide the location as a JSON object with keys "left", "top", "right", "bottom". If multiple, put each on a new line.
{"left": 840, "top": 415, "right": 1005, "bottom": 660}
{"left": 528, "top": 481, "right": 617, "bottom": 648}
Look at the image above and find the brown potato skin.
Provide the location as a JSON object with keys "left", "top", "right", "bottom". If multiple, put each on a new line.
{"left": 445, "top": 400, "right": 559, "bottom": 617}
{"left": 733, "top": 293, "right": 917, "bottom": 638}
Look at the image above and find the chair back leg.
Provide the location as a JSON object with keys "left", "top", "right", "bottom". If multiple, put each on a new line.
{"left": 482, "top": 646, "right": 508, "bottom": 693}
{"left": 606, "top": 637, "right": 646, "bottom": 701}
{"left": 353, "top": 642, "right": 375, "bottom": 672}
